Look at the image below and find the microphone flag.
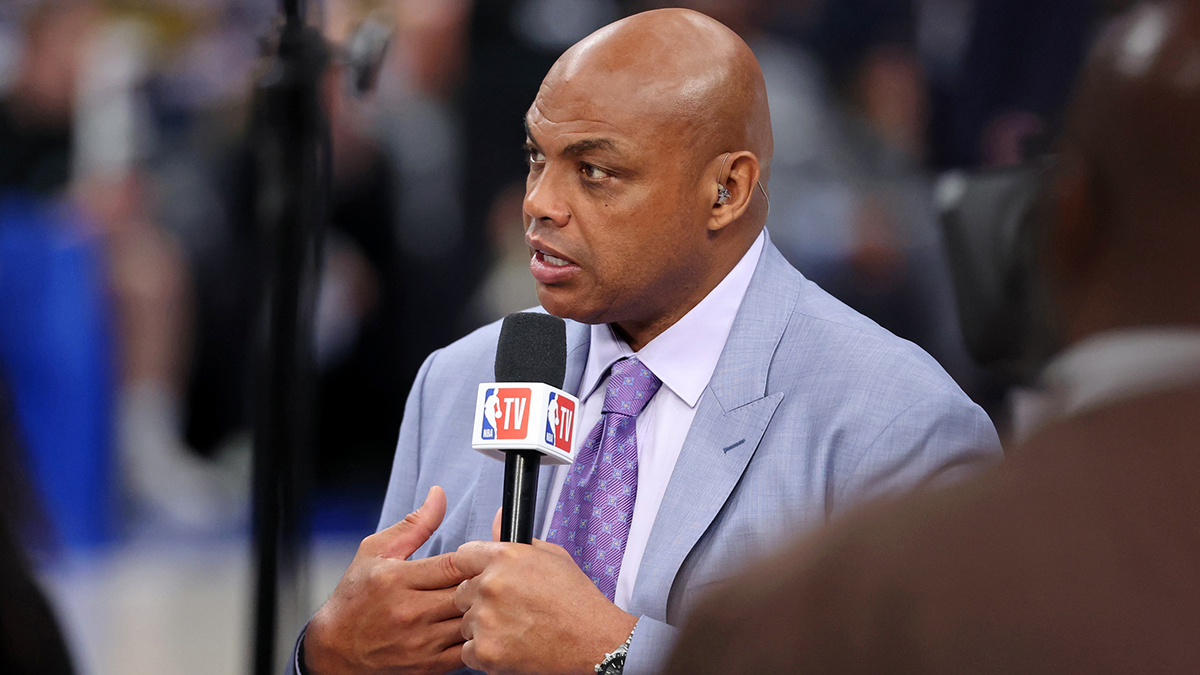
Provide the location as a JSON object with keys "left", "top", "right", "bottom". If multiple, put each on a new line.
{"left": 473, "top": 383, "right": 578, "bottom": 464}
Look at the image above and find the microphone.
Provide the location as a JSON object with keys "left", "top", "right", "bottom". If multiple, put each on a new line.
{"left": 472, "top": 313, "right": 579, "bottom": 543}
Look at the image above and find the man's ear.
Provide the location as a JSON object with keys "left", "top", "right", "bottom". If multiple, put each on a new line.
{"left": 708, "top": 151, "right": 762, "bottom": 232}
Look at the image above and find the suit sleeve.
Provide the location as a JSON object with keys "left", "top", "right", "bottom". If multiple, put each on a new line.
{"left": 831, "top": 390, "right": 1000, "bottom": 516}
{"left": 623, "top": 616, "right": 680, "bottom": 675}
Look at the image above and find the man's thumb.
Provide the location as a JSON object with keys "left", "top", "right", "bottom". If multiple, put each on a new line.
{"left": 375, "top": 485, "right": 447, "bottom": 559}
{"left": 492, "top": 507, "right": 502, "bottom": 542}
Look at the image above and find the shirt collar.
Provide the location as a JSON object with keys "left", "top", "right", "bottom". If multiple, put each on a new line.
{"left": 579, "top": 230, "right": 767, "bottom": 408}
{"left": 1014, "top": 327, "right": 1200, "bottom": 440}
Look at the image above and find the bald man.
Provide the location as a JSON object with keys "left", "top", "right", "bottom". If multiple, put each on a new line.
{"left": 294, "top": 9, "right": 998, "bottom": 675}
{"left": 666, "top": 3, "right": 1200, "bottom": 675}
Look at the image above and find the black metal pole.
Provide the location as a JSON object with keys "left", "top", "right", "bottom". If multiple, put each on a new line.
{"left": 283, "top": 0, "right": 303, "bottom": 24}
{"left": 249, "top": 4, "right": 329, "bottom": 673}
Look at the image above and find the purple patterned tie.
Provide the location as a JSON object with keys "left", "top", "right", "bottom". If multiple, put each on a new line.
{"left": 546, "top": 357, "right": 662, "bottom": 601}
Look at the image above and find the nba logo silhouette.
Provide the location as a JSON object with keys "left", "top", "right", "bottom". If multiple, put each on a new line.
{"left": 545, "top": 392, "right": 576, "bottom": 452}
{"left": 480, "top": 388, "right": 500, "bottom": 440}
{"left": 482, "top": 387, "right": 531, "bottom": 440}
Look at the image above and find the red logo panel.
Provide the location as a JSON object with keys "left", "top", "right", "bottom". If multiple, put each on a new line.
{"left": 493, "top": 388, "right": 531, "bottom": 440}
{"left": 551, "top": 396, "right": 575, "bottom": 452}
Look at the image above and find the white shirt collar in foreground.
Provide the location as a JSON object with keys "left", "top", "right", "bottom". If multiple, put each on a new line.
{"left": 579, "top": 230, "right": 767, "bottom": 408}
{"left": 1014, "top": 327, "right": 1200, "bottom": 440}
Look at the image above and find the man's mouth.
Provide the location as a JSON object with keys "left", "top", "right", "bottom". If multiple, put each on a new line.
{"left": 541, "top": 252, "right": 572, "bottom": 267}
{"left": 529, "top": 249, "right": 580, "bottom": 283}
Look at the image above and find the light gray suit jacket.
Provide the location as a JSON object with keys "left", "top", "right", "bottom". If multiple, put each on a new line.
{"left": 297, "top": 241, "right": 1000, "bottom": 675}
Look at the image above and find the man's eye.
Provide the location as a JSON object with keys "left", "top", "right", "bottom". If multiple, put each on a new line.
{"left": 581, "top": 163, "right": 609, "bottom": 180}
{"left": 527, "top": 149, "right": 546, "bottom": 165}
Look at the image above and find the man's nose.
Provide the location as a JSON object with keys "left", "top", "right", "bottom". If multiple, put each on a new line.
{"left": 524, "top": 169, "right": 570, "bottom": 227}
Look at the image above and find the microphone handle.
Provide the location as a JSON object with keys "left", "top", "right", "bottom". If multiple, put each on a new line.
{"left": 501, "top": 449, "right": 542, "bottom": 543}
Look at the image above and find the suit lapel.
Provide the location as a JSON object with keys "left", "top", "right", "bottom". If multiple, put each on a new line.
{"left": 628, "top": 242, "right": 801, "bottom": 621}
{"left": 467, "top": 319, "right": 592, "bottom": 542}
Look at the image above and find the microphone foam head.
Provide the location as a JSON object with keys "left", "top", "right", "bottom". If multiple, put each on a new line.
{"left": 495, "top": 313, "right": 568, "bottom": 388}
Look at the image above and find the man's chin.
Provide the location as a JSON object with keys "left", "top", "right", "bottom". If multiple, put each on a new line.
{"left": 535, "top": 288, "right": 605, "bottom": 325}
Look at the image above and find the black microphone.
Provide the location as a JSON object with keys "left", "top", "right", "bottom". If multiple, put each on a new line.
{"left": 494, "top": 313, "right": 567, "bottom": 543}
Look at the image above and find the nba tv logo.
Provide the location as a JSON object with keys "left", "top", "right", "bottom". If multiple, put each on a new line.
{"left": 545, "top": 393, "right": 576, "bottom": 452}
{"left": 481, "top": 387, "right": 532, "bottom": 440}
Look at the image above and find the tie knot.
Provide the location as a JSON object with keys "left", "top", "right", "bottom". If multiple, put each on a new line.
{"left": 602, "top": 357, "right": 662, "bottom": 417}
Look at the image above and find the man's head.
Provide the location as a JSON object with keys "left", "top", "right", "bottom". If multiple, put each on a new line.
{"left": 1044, "top": 0, "right": 1200, "bottom": 345}
{"left": 11, "top": 1, "right": 98, "bottom": 125}
{"left": 521, "top": 8, "right": 772, "bottom": 349}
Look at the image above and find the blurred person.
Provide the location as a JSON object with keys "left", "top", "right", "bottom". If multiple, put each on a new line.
{"left": 191, "top": 0, "right": 470, "bottom": 503}
{"left": 0, "top": 1, "right": 120, "bottom": 548}
{"left": 295, "top": 9, "right": 998, "bottom": 675}
{"left": 0, "top": 1, "right": 250, "bottom": 533}
{"left": 797, "top": 0, "right": 978, "bottom": 387}
{"left": 195, "top": 71, "right": 402, "bottom": 503}
{"left": 666, "top": 3, "right": 1200, "bottom": 673}
{"left": 70, "top": 10, "right": 250, "bottom": 530}
{"left": 0, "top": 1, "right": 94, "bottom": 197}
{"left": 371, "top": 0, "right": 479, "bottom": 395}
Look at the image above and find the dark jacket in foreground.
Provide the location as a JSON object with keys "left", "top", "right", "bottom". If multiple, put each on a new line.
{"left": 667, "top": 383, "right": 1200, "bottom": 675}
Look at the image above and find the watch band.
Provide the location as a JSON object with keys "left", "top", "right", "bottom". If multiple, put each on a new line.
{"left": 594, "top": 624, "right": 636, "bottom": 675}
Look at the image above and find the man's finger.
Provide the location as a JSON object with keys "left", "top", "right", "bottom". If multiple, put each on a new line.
{"left": 432, "top": 617, "right": 466, "bottom": 651}
{"left": 454, "top": 575, "right": 479, "bottom": 614}
{"left": 451, "top": 540, "right": 509, "bottom": 578}
{"left": 390, "top": 584, "right": 465, "bottom": 624}
{"left": 432, "top": 642, "right": 466, "bottom": 675}
{"left": 404, "top": 551, "right": 471, "bottom": 590}
{"left": 461, "top": 639, "right": 480, "bottom": 672}
{"left": 531, "top": 538, "right": 573, "bottom": 560}
{"left": 492, "top": 507, "right": 502, "bottom": 542}
{"left": 370, "top": 485, "right": 447, "bottom": 560}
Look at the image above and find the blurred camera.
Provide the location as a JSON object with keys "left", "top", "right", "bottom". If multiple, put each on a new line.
{"left": 936, "top": 159, "right": 1058, "bottom": 382}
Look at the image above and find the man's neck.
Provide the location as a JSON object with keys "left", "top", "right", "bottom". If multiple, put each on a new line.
{"left": 1060, "top": 253, "right": 1200, "bottom": 345}
{"left": 613, "top": 229, "right": 763, "bottom": 351}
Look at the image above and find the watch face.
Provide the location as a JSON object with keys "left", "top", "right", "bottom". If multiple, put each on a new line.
{"left": 601, "top": 653, "right": 626, "bottom": 675}
{"left": 597, "top": 631, "right": 633, "bottom": 675}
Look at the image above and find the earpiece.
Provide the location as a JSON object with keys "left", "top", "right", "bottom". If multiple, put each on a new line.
{"left": 712, "top": 152, "right": 772, "bottom": 214}
{"left": 715, "top": 152, "right": 732, "bottom": 206}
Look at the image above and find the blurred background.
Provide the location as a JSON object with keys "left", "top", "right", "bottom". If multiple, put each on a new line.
{"left": 0, "top": 0, "right": 1116, "bottom": 673}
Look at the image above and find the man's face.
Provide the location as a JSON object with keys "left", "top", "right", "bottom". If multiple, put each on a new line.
{"left": 522, "top": 76, "right": 712, "bottom": 327}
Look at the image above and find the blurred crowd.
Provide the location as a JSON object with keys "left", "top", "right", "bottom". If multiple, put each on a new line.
{"left": 0, "top": 0, "right": 1115, "bottom": 659}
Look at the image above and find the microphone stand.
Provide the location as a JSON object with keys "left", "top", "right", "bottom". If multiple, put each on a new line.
{"left": 249, "top": 0, "right": 329, "bottom": 672}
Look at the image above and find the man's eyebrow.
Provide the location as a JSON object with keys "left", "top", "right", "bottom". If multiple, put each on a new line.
{"left": 523, "top": 118, "right": 619, "bottom": 157}
{"left": 560, "top": 138, "right": 618, "bottom": 157}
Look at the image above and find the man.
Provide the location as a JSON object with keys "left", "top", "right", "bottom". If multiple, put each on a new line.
{"left": 296, "top": 9, "right": 998, "bottom": 675}
{"left": 666, "top": 3, "right": 1200, "bottom": 674}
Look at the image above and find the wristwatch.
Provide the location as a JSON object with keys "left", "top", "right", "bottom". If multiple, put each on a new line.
{"left": 595, "top": 625, "right": 636, "bottom": 675}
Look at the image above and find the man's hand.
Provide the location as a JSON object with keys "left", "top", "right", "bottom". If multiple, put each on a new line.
{"left": 304, "top": 486, "right": 470, "bottom": 675}
{"left": 452, "top": 537, "right": 639, "bottom": 675}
